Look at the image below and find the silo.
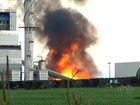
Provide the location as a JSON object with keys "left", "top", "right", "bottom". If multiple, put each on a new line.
{"left": 38, "top": 60, "right": 48, "bottom": 80}
{"left": 38, "top": 60, "right": 46, "bottom": 70}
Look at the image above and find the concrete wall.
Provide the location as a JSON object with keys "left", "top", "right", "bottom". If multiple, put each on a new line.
{"left": 10, "top": 12, "right": 16, "bottom": 30}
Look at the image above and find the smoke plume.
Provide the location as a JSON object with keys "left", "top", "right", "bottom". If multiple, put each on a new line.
{"left": 35, "top": 0, "right": 62, "bottom": 41}
{"left": 7, "top": 0, "right": 24, "bottom": 24}
{"left": 68, "top": 0, "right": 88, "bottom": 6}
{"left": 36, "top": 1, "right": 99, "bottom": 78}
{"left": 43, "top": 8, "right": 97, "bottom": 50}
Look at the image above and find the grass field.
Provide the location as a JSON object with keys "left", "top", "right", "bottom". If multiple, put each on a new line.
{"left": 0, "top": 87, "right": 140, "bottom": 105}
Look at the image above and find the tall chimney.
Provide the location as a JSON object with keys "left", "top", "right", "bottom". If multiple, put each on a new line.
{"left": 24, "top": 0, "right": 35, "bottom": 80}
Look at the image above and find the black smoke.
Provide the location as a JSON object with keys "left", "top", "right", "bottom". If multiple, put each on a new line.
{"left": 40, "top": 8, "right": 98, "bottom": 49}
{"left": 37, "top": 7, "right": 99, "bottom": 78}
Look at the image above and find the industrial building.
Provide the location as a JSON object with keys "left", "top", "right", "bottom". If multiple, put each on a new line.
{"left": 2, "top": 0, "right": 68, "bottom": 81}
{"left": 0, "top": 9, "right": 22, "bottom": 81}
{"left": 115, "top": 62, "right": 140, "bottom": 78}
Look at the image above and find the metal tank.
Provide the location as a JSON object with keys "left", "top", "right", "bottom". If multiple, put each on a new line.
{"left": 38, "top": 60, "right": 48, "bottom": 80}
{"left": 38, "top": 60, "right": 46, "bottom": 70}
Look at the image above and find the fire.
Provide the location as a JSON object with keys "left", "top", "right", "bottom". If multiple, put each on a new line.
{"left": 57, "top": 43, "right": 79, "bottom": 79}
{"left": 37, "top": 8, "right": 98, "bottom": 80}
{"left": 47, "top": 39, "right": 93, "bottom": 79}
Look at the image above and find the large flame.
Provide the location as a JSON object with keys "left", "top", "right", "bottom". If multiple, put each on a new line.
{"left": 47, "top": 38, "right": 93, "bottom": 79}
{"left": 37, "top": 8, "right": 99, "bottom": 80}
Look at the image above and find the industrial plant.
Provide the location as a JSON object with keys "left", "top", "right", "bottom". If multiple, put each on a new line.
{"left": 0, "top": 0, "right": 139, "bottom": 89}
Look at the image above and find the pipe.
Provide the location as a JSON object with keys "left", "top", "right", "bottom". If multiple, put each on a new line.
{"left": 46, "top": 68, "right": 71, "bottom": 80}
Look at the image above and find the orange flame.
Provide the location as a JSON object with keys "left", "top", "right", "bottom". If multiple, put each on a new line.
{"left": 57, "top": 43, "right": 91, "bottom": 79}
{"left": 47, "top": 38, "right": 93, "bottom": 79}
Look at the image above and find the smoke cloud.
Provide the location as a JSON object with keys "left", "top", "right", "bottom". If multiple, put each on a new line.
{"left": 2, "top": 0, "right": 99, "bottom": 78}
{"left": 6, "top": 0, "right": 24, "bottom": 25}
{"left": 68, "top": 0, "right": 88, "bottom": 6}
{"left": 35, "top": 0, "right": 62, "bottom": 42}
{"left": 36, "top": 0, "right": 99, "bottom": 78}
{"left": 43, "top": 8, "right": 97, "bottom": 49}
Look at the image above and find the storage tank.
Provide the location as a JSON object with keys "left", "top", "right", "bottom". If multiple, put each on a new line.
{"left": 38, "top": 60, "right": 70, "bottom": 80}
{"left": 38, "top": 60, "right": 46, "bottom": 70}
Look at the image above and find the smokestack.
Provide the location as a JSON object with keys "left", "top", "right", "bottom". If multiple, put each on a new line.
{"left": 36, "top": 1, "right": 99, "bottom": 79}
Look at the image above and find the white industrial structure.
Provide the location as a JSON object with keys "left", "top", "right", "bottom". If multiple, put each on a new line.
{"left": 115, "top": 62, "right": 140, "bottom": 77}
{"left": 24, "top": 0, "right": 49, "bottom": 80}
{"left": 0, "top": 9, "right": 22, "bottom": 81}
{"left": 24, "top": 0, "right": 35, "bottom": 80}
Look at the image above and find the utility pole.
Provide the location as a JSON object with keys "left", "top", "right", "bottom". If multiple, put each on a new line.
{"left": 108, "top": 62, "right": 111, "bottom": 79}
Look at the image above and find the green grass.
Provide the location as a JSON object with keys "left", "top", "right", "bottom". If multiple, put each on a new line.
{"left": 0, "top": 87, "right": 140, "bottom": 105}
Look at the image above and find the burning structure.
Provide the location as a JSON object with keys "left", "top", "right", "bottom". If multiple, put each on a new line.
{"left": 36, "top": 1, "right": 99, "bottom": 79}
{"left": 23, "top": 0, "right": 99, "bottom": 80}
